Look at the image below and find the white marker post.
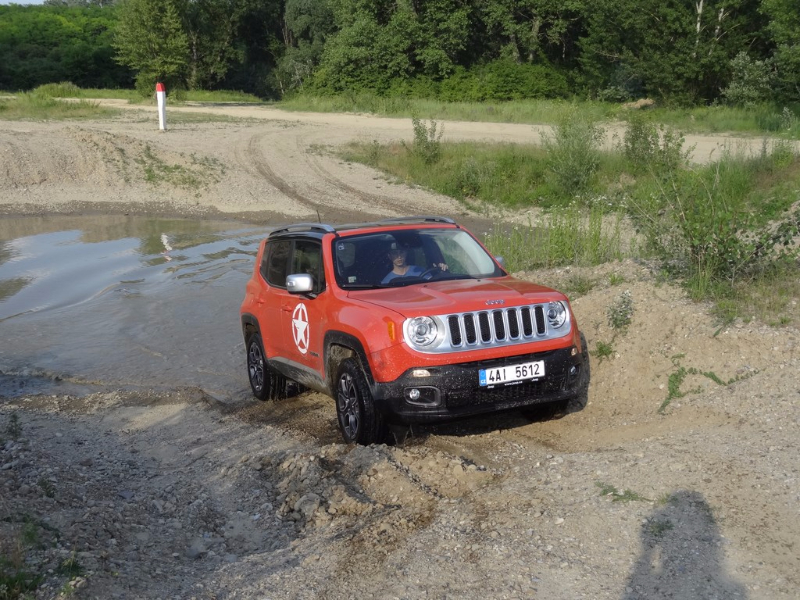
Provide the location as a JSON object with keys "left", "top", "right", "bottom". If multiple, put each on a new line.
{"left": 156, "top": 82, "right": 167, "bottom": 131}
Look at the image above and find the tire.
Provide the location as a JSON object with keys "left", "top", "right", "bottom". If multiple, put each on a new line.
{"left": 246, "top": 332, "right": 271, "bottom": 401}
{"left": 335, "top": 358, "right": 386, "bottom": 445}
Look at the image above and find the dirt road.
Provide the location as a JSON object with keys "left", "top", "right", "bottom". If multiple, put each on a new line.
{"left": 0, "top": 108, "right": 798, "bottom": 599}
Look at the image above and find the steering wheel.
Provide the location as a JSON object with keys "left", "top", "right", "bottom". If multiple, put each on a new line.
{"left": 419, "top": 266, "right": 442, "bottom": 280}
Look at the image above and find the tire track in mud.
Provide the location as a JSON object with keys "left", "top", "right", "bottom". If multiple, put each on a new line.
{"left": 235, "top": 128, "right": 436, "bottom": 219}
{"left": 302, "top": 140, "right": 402, "bottom": 214}
{"left": 234, "top": 130, "right": 323, "bottom": 215}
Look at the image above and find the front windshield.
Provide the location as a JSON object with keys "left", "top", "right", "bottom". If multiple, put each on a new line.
{"left": 333, "top": 228, "right": 504, "bottom": 289}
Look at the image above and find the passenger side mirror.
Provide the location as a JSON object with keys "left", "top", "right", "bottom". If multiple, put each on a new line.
{"left": 286, "top": 273, "right": 314, "bottom": 294}
{"left": 495, "top": 256, "right": 505, "bottom": 268}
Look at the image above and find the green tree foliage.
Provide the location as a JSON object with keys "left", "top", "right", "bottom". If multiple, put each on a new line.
{"left": 276, "top": 0, "right": 337, "bottom": 93}
{"left": 580, "top": 0, "right": 767, "bottom": 104}
{"left": 481, "top": 0, "right": 584, "bottom": 66}
{"left": 761, "top": 0, "right": 800, "bottom": 101}
{"left": 312, "top": 0, "right": 473, "bottom": 93}
{"left": 113, "top": 0, "right": 189, "bottom": 93}
{"left": 113, "top": 0, "right": 283, "bottom": 96}
{"left": 0, "top": 4, "right": 131, "bottom": 91}
{"left": 0, "top": 0, "right": 797, "bottom": 104}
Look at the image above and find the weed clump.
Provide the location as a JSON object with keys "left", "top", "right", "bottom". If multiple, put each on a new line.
{"left": 607, "top": 290, "right": 634, "bottom": 329}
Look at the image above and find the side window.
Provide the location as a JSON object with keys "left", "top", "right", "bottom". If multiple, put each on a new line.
{"left": 265, "top": 240, "right": 291, "bottom": 287}
{"left": 291, "top": 240, "right": 325, "bottom": 294}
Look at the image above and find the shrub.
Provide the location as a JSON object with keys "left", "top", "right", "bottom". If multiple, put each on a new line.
{"left": 410, "top": 117, "right": 443, "bottom": 164}
{"left": 542, "top": 108, "right": 605, "bottom": 197}
{"left": 623, "top": 114, "right": 690, "bottom": 174}
{"left": 722, "top": 52, "right": 775, "bottom": 107}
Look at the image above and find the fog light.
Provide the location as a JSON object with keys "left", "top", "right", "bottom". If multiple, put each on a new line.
{"left": 569, "top": 365, "right": 578, "bottom": 378}
{"left": 404, "top": 386, "right": 440, "bottom": 407}
{"left": 411, "top": 369, "right": 431, "bottom": 378}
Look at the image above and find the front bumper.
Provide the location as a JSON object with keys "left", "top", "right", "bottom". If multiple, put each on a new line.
{"left": 370, "top": 344, "right": 587, "bottom": 422}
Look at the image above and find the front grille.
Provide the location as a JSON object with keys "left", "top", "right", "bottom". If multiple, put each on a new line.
{"left": 446, "top": 304, "right": 552, "bottom": 349}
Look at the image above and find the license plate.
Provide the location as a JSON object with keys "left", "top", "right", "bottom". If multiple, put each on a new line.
{"left": 479, "top": 360, "right": 545, "bottom": 387}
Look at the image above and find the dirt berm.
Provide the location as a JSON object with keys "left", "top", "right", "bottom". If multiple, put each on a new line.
{"left": 1, "top": 110, "right": 798, "bottom": 599}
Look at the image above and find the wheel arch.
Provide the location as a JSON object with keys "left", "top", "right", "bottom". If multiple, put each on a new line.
{"left": 324, "top": 331, "right": 375, "bottom": 395}
{"left": 241, "top": 313, "right": 260, "bottom": 341}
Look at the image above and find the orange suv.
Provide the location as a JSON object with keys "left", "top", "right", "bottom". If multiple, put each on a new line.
{"left": 240, "top": 217, "right": 589, "bottom": 444}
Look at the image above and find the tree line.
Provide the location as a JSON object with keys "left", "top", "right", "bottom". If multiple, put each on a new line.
{"left": 1, "top": 0, "right": 798, "bottom": 105}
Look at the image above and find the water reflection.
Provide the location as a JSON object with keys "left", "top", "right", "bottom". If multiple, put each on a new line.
{"left": 0, "top": 215, "right": 262, "bottom": 321}
{"left": 0, "top": 215, "right": 266, "bottom": 398}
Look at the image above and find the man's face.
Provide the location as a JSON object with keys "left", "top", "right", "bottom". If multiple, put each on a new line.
{"left": 389, "top": 247, "right": 408, "bottom": 266}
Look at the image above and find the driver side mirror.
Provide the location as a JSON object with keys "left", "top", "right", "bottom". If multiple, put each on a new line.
{"left": 494, "top": 256, "right": 506, "bottom": 268}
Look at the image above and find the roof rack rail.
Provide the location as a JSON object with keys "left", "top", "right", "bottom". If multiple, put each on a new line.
{"left": 269, "top": 223, "right": 336, "bottom": 237}
{"left": 377, "top": 216, "right": 456, "bottom": 225}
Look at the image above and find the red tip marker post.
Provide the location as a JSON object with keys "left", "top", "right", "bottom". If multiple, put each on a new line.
{"left": 156, "top": 82, "right": 167, "bottom": 131}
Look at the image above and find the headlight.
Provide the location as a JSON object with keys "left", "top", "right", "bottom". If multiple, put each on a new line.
{"left": 405, "top": 316, "right": 442, "bottom": 348}
{"left": 547, "top": 301, "right": 568, "bottom": 329}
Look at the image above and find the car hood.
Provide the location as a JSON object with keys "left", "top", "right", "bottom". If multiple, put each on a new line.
{"left": 351, "top": 277, "right": 565, "bottom": 317}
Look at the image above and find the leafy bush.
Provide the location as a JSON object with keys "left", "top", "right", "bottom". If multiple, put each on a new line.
{"left": 438, "top": 61, "right": 569, "bottom": 102}
{"left": 623, "top": 114, "right": 691, "bottom": 174}
{"left": 722, "top": 52, "right": 775, "bottom": 107}
{"left": 542, "top": 108, "right": 605, "bottom": 197}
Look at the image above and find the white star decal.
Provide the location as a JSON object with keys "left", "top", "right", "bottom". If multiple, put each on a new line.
{"left": 292, "top": 303, "right": 309, "bottom": 355}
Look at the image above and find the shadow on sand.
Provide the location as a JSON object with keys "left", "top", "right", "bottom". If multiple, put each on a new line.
{"left": 622, "top": 490, "right": 747, "bottom": 600}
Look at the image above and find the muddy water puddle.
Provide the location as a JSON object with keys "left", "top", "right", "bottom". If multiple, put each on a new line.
{"left": 0, "top": 215, "right": 266, "bottom": 399}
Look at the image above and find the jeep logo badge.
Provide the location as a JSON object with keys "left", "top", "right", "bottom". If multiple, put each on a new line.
{"left": 485, "top": 299, "right": 505, "bottom": 306}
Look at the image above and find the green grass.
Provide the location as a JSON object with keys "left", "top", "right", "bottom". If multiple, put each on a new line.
{"left": 0, "top": 93, "right": 118, "bottom": 120}
{"left": 179, "top": 89, "right": 263, "bottom": 103}
{"left": 643, "top": 103, "right": 800, "bottom": 137}
{"left": 482, "top": 209, "right": 628, "bottom": 272}
{"left": 0, "top": 515, "right": 62, "bottom": 599}
{"left": 657, "top": 354, "right": 759, "bottom": 413}
{"left": 28, "top": 82, "right": 263, "bottom": 104}
{"left": 596, "top": 481, "right": 651, "bottom": 502}
{"left": 281, "top": 93, "right": 618, "bottom": 124}
{"left": 647, "top": 519, "right": 675, "bottom": 537}
{"left": 282, "top": 92, "right": 800, "bottom": 137}
{"left": 592, "top": 340, "right": 615, "bottom": 362}
{"left": 3, "top": 413, "right": 21, "bottom": 440}
{"left": 134, "top": 145, "right": 224, "bottom": 189}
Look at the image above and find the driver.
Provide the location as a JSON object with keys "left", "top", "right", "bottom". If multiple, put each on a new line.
{"left": 382, "top": 244, "right": 447, "bottom": 284}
